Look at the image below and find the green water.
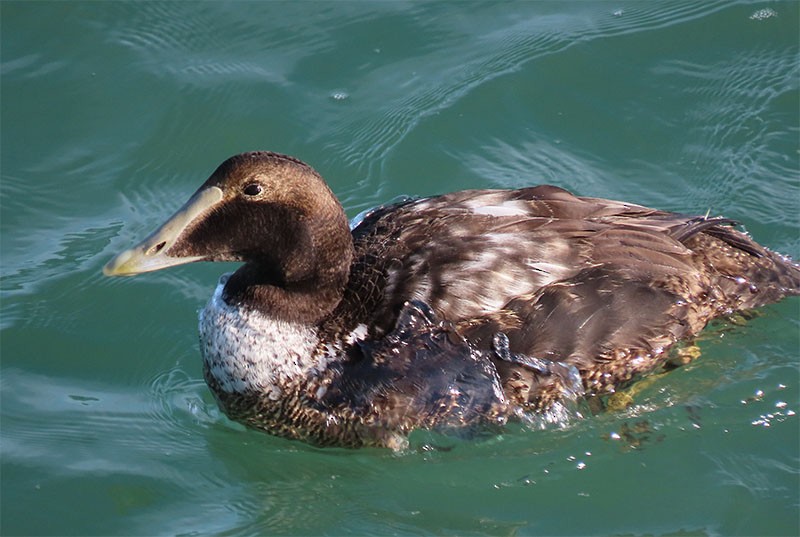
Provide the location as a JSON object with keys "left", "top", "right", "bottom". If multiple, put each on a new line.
{"left": 2, "top": 1, "right": 799, "bottom": 535}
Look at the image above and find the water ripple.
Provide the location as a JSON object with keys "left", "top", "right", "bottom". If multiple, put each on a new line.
{"left": 318, "top": 1, "right": 733, "bottom": 181}
{"left": 457, "top": 138, "right": 607, "bottom": 192}
{"left": 653, "top": 47, "right": 800, "bottom": 226}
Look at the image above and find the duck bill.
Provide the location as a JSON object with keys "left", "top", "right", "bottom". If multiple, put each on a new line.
{"left": 103, "top": 186, "right": 224, "bottom": 276}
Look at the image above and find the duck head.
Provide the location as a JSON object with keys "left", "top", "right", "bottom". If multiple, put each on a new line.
{"left": 104, "top": 152, "right": 354, "bottom": 322}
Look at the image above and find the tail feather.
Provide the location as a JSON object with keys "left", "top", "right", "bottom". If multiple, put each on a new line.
{"left": 683, "top": 227, "right": 800, "bottom": 311}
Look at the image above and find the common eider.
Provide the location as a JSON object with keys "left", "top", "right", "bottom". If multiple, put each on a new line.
{"left": 104, "top": 151, "right": 800, "bottom": 448}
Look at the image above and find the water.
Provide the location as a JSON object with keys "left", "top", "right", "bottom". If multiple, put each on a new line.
{"left": 2, "top": 1, "right": 798, "bottom": 535}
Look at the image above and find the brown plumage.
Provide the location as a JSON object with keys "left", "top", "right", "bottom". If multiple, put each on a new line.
{"left": 104, "top": 152, "right": 800, "bottom": 448}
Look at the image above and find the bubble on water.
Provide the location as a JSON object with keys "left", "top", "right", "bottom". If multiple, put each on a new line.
{"left": 330, "top": 91, "right": 349, "bottom": 101}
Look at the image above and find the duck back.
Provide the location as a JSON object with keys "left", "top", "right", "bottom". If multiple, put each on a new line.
{"left": 330, "top": 185, "right": 799, "bottom": 410}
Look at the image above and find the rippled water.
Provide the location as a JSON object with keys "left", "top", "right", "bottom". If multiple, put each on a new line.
{"left": 2, "top": 2, "right": 798, "bottom": 535}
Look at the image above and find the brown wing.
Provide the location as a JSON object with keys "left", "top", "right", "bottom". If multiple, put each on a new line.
{"left": 339, "top": 186, "right": 648, "bottom": 333}
{"left": 452, "top": 208, "right": 799, "bottom": 406}
{"left": 332, "top": 185, "right": 799, "bottom": 405}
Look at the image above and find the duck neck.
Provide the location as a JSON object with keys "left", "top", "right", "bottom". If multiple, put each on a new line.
{"left": 222, "top": 266, "right": 347, "bottom": 324}
{"left": 222, "top": 212, "right": 354, "bottom": 325}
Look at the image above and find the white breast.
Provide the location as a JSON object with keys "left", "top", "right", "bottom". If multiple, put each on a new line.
{"left": 197, "top": 275, "right": 324, "bottom": 399}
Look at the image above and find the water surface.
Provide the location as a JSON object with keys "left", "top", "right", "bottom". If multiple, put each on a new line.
{"left": 2, "top": 2, "right": 798, "bottom": 535}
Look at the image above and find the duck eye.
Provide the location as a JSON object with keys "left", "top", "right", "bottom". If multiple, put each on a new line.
{"left": 243, "top": 184, "right": 263, "bottom": 197}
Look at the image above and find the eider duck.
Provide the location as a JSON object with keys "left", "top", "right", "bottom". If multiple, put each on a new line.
{"left": 104, "top": 151, "right": 800, "bottom": 448}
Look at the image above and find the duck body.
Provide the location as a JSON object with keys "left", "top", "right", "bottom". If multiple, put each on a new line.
{"left": 105, "top": 152, "right": 800, "bottom": 448}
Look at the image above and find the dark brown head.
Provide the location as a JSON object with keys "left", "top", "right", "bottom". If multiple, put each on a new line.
{"left": 104, "top": 152, "right": 354, "bottom": 322}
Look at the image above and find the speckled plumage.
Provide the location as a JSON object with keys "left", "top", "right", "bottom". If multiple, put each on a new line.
{"left": 105, "top": 151, "right": 800, "bottom": 448}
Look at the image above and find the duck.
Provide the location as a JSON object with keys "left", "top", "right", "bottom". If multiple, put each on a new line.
{"left": 104, "top": 151, "right": 800, "bottom": 449}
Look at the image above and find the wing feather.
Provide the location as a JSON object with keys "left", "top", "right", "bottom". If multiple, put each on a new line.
{"left": 331, "top": 184, "right": 799, "bottom": 405}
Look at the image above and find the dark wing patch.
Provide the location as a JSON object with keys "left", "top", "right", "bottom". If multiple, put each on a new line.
{"left": 457, "top": 264, "right": 694, "bottom": 403}
{"left": 316, "top": 301, "right": 509, "bottom": 435}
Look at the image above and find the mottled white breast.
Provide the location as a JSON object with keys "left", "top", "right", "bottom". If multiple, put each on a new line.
{"left": 198, "top": 274, "right": 325, "bottom": 400}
